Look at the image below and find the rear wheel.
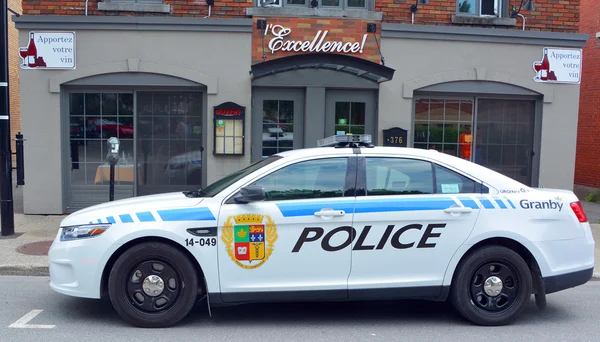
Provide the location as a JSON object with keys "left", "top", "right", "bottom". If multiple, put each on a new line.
{"left": 108, "top": 242, "right": 199, "bottom": 328}
{"left": 450, "top": 245, "right": 532, "bottom": 326}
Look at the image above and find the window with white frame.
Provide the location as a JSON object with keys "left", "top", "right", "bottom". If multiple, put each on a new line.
{"left": 256, "top": 0, "right": 368, "bottom": 10}
{"left": 456, "top": 0, "right": 507, "bottom": 17}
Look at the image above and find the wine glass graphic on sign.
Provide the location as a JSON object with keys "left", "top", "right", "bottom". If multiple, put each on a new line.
{"left": 533, "top": 62, "right": 542, "bottom": 80}
{"left": 19, "top": 48, "right": 28, "bottom": 68}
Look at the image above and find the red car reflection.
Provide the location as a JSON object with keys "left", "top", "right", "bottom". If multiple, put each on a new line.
{"left": 87, "top": 118, "right": 134, "bottom": 138}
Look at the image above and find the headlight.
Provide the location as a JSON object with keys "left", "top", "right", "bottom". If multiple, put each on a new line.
{"left": 60, "top": 223, "right": 112, "bottom": 241}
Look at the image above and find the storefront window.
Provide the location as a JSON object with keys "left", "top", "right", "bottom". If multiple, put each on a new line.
{"left": 69, "top": 92, "right": 134, "bottom": 187}
{"left": 334, "top": 102, "right": 365, "bottom": 134}
{"left": 413, "top": 98, "right": 473, "bottom": 159}
{"left": 262, "top": 100, "right": 294, "bottom": 159}
{"left": 136, "top": 92, "right": 203, "bottom": 196}
{"left": 413, "top": 97, "right": 536, "bottom": 186}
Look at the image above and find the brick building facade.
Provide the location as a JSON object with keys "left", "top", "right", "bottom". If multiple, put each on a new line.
{"left": 11, "top": 0, "right": 590, "bottom": 214}
{"left": 7, "top": 0, "right": 22, "bottom": 164}
{"left": 574, "top": 0, "right": 600, "bottom": 197}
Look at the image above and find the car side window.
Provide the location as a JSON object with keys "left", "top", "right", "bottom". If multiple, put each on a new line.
{"left": 365, "top": 158, "right": 434, "bottom": 195}
{"left": 434, "top": 164, "right": 481, "bottom": 194}
{"left": 253, "top": 157, "right": 349, "bottom": 201}
{"left": 435, "top": 164, "right": 482, "bottom": 194}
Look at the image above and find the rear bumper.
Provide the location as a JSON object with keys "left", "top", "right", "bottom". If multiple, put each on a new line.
{"left": 543, "top": 267, "right": 594, "bottom": 294}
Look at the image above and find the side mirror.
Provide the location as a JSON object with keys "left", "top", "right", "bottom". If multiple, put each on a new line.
{"left": 234, "top": 185, "right": 265, "bottom": 204}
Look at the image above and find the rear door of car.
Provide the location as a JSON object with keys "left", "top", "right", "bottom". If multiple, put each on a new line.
{"left": 347, "top": 154, "right": 484, "bottom": 299}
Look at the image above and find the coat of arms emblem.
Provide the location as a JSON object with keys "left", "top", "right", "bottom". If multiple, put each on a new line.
{"left": 221, "top": 214, "right": 278, "bottom": 269}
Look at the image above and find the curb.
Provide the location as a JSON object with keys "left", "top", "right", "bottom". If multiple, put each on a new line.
{"left": 0, "top": 266, "right": 49, "bottom": 277}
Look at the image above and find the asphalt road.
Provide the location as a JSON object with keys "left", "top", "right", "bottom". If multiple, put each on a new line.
{"left": 1, "top": 276, "right": 599, "bottom": 342}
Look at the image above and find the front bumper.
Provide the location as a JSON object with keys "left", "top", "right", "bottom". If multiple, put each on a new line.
{"left": 48, "top": 234, "right": 112, "bottom": 299}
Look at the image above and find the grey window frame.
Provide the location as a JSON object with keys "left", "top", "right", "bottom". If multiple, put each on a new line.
{"left": 256, "top": 0, "right": 370, "bottom": 11}
{"left": 456, "top": 0, "right": 508, "bottom": 18}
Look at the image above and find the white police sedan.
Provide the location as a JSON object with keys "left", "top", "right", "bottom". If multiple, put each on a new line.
{"left": 48, "top": 134, "right": 595, "bottom": 328}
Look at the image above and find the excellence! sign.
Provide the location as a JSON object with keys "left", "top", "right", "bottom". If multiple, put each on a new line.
{"left": 265, "top": 24, "right": 368, "bottom": 55}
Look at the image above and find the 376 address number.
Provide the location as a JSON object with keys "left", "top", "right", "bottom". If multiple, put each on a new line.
{"left": 185, "top": 238, "right": 217, "bottom": 247}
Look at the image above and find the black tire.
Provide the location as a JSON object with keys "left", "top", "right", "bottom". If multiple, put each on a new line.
{"left": 449, "top": 245, "right": 532, "bottom": 326}
{"left": 107, "top": 242, "right": 199, "bottom": 328}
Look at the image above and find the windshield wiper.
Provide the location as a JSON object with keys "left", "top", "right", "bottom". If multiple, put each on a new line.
{"left": 183, "top": 189, "right": 204, "bottom": 198}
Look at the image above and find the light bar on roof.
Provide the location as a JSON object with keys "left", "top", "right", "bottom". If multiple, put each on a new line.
{"left": 317, "top": 134, "right": 372, "bottom": 147}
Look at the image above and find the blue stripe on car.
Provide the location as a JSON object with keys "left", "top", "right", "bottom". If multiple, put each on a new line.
{"left": 492, "top": 196, "right": 508, "bottom": 209}
{"left": 136, "top": 211, "right": 156, "bottom": 222}
{"left": 106, "top": 216, "right": 116, "bottom": 224}
{"left": 119, "top": 214, "right": 134, "bottom": 223}
{"left": 157, "top": 207, "right": 215, "bottom": 221}
{"left": 504, "top": 197, "right": 517, "bottom": 209}
{"left": 277, "top": 197, "right": 458, "bottom": 217}
{"left": 477, "top": 196, "right": 495, "bottom": 209}
{"left": 276, "top": 201, "right": 356, "bottom": 217}
{"left": 457, "top": 197, "right": 480, "bottom": 209}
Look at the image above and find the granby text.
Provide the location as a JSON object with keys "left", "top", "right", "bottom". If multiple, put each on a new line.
{"left": 292, "top": 223, "right": 446, "bottom": 253}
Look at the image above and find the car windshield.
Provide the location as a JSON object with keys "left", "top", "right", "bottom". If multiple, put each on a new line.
{"left": 184, "top": 155, "right": 282, "bottom": 198}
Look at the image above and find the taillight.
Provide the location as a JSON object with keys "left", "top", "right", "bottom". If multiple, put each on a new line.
{"left": 570, "top": 201, "right": 588, "bottom": 223}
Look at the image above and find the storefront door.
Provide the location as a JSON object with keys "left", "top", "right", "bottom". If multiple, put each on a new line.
{"left": 413, "top": 97, "right": 538, "bottom": 187}
{"left": 135, "top": 91, "right": 204, "bottom": 196}
{"left": 474, "top": 99, "right": 537, "bottom": 186}
{"left": 325, "top": 90, "right": 377, "bottom": 137}
{"left": 251, "top": 88, "right": 305, "bottom": 163}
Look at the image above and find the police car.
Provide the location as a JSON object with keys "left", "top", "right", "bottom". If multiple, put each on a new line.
{"left": 48, "top": 134, "right": 595, "bottom": 328}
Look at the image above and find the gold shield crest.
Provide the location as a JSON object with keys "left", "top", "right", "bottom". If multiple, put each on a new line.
{"left": 221, "top": 214, "right": 278, "bottom": 269}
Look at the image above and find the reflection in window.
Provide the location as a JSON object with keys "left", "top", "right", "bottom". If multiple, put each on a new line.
{"left": 434, "top": 164, "right": 481, "bottom": 194}
{"left": 69, "top": 92, "right": 135, "bottom": 188}
{"left": 254, "top": 158, "right": 348, "bottom": 201}
{"left": 413, "top": 98, "right": 473, "bottom": 160}
{"left": 136, "top": 92, "right": 203, "bottom": 195}
{"left": 262, "top": 100, "right": 294, "bottom": 159}
{"left": 365, "top": 158, "right": 433, "bottom": 195}
{"left": 335, "top": 102, "right": 365, "bottom": 135}
{"left": 365, "top": 157, "right": 485, "bottom": 196}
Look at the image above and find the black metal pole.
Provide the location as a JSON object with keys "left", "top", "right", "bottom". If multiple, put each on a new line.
{"left": 109, "top": 163, "right": 115, "bottom": 201}
{"left": 0, "top": 0, "right": 15, "bottom": 236}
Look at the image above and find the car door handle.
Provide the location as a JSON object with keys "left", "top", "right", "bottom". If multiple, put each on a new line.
{"left": 314, "top": 208, "right": 345, "bottom": 217}
{"left": 444, "top": 207, "right": 472, "bottom": 214}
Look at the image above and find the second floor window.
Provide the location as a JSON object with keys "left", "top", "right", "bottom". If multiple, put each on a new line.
{"left": 457, "top": 0, "right": 505, "bottom": 17}
{"left": 257, "top": 0, "right": 368, "bottom": 10}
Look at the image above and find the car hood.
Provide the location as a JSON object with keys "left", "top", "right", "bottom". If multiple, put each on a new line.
{"left": 60, "top": 192, "right": 206, "bottom": 227}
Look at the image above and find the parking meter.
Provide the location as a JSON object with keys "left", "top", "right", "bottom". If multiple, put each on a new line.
{"left": 106, "top": 137, "right": 120, "bottom": 201}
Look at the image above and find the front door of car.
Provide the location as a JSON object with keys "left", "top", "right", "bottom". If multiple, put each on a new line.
{"left": 347, "top": 156, "right": 482, "bottom": 299}
{"left": 216, "top": 155, "right": 357, "bottom": 303}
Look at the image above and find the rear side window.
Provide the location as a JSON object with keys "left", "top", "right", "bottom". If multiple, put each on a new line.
{"left": 364, "top": 157, "right": 486, "bottom": 196}
{"left": 434, "top": 164, "right": 485, "bottom": 194}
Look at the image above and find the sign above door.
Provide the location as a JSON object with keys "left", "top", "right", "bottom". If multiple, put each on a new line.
{"left": 252, "top": 17, "right": 382, "bottom": 65}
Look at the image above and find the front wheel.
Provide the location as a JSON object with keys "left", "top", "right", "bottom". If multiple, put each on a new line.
{"left": 450, "top": 245, "right": 532, "bottom": 326}
{"left": 107, "top": 242, "right": 199, "bottom": 328}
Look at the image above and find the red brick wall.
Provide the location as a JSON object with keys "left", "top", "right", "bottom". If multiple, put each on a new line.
{"left": 8, "top": 0, "right": 22, "bottom": 164}
{"left": 22, "top": 0, "right": 581, "bottom": 33}
{"left": 22, "top": 0, "right": 250, "bottom": 18}
{"left": 574, "top": 0, "right": 600, "bottom": 189}
{"left": 251, "top": 17, "right": 382, "bottom": 65}
{"left": 377, "top": 0, "right": 580, "bottom": 32}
